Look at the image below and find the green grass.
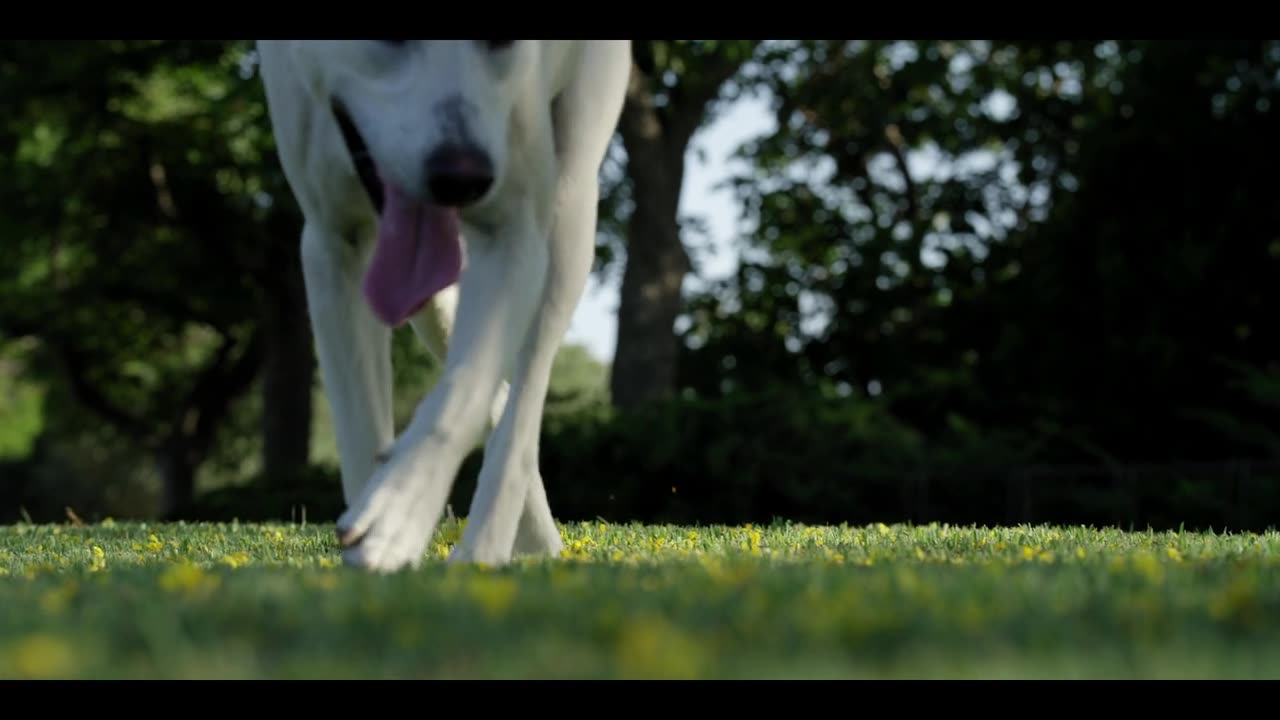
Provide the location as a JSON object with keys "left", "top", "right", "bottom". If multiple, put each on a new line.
{"left": 2, "top": 519, "right": 1280, "bottom": 679}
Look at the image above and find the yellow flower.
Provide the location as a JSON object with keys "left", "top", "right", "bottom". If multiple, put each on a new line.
{"left": 89, "top": 546, "right": 106, "bottom": 572}
{"left": 1076, "top": 547, "right": 1087, "bottom": 559}
{"left": 159, "top": 562, "right": 219, "bottom": 597}
{"left": 465, "top": 575, "right": 518, "bottom": 618}
{"left": 615, "top": 616, "right": 705, "bottom": 680}
{"left": 146, "top": 534, "right": 164, "bottom": 553}
{"left": 1208, "top": 575, "right": 1259, "bottom": 624}
{"left": 220, "top": 552, "right": 251, "bottom": 569}
{"left": 1166, "top": 546, "right": 1183, "bottom": 562}
{"left": 1131, "top": 554, "right": 1164, "bottom": 584}
{"left": 8, "top": 634, "right": 76, "bottom": 679}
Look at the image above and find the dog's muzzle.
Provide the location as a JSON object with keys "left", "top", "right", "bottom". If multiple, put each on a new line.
{"left": 424, "top": 144, "right": 495, "bottom": 208}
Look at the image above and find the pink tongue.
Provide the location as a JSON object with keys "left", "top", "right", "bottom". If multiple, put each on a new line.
{"left": 362, "top": 177, "right": 462, "bottom": 327}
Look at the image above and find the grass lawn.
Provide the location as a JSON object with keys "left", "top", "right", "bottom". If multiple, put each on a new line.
{"left": 1, "top": 519, "right": 1279, "bottom": 679}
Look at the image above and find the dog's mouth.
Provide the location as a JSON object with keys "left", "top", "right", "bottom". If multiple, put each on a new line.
{"left": 331, "top": 99, "right": 385, "bottom": 215}
{"left": 329, "top": 97, "right": 464, "bottom": 329}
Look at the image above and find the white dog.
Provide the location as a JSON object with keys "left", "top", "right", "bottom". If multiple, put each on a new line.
{"left": 256, "top": 40, "right": 631, "bottom": 572}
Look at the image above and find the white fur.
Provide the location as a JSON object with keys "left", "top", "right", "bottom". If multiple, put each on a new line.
{"left": 257, "top": 40, "right": 631, "bottom": 571}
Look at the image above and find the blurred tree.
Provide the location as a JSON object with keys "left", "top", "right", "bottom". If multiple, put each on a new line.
{"left": 684, "top": 41, "right": 1111, "bottom": 410}
{"left": 683, "top": 40, "right": 1280, "bottom": 463}
{"left": 606, "top": 40, "right": 763, "bottom": 411}
{"left": 0, "top": 40, "right": 311, "bottom": 515}
{"left": 990, "top": 40, "right": 1280, "bottom": 461}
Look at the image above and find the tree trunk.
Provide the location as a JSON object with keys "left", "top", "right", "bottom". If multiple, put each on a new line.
{"left": 156, "top": 439, "right": 196, "bottom": 519}
{"left": 162, "top": 329, "right": 267, "bottom": 518}
{"left": 610, "top": 156, "right": 689, "bottom": 410}
{"left": 261, "top": 258, "right": 315, "bottom": 488}
{"left": 610, "top": 61, "right": 692, "bottom": 411}
{"left": 608, "top": 44, "right": 750, "bottom": 411}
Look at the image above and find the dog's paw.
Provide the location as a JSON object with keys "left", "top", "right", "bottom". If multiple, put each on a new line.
{"left": 446, "top": 530, "right": 517, "bottom": 567}
{"left": 335, "top": 452, "right": 446, "bottom": 573}
{"left": 444, "top": 526, "right": 563, "bottom": 567}
{"left": 512, "top": 519, "right": 564, "bottom": 559}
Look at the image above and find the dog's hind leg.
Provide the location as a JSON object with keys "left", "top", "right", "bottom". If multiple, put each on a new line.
{"left": 301, "top": 223, "right": 395, "bottom": 506}
{"left": 451, "top": 41, "right": 632, "bottom": 566}
{"left": 408, "top": 286, "right": 563, "bottom": 558}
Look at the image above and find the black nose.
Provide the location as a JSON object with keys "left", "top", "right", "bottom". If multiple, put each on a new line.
{"left": 425, "top": 145, "right": 494, "bottom": 208}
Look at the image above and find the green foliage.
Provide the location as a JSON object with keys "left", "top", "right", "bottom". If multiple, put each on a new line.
{"left": 537, "top": 387, "right": 932, "bottom": 525}
{"left": 528, "top": 390, "right": 1279, "bottom": 532}
{"left": 181, "top": 384, "right": 1280, "bottom": 532}
{"left": 0, "top": 341, "right": 45, "bottom": 460}
{"left": 0, "top": 41, "right": 294, "bottom": 468}
{"left": 1187, "top": 361, "right": 1280, "bottom": 459}
{"left": 0, "top": 41, "right": 312, "bottom": 514}
{"left": 544, "top": 344, "right": 611, "bottom": 421}
{"left": 3, "top": 521, "right": 1280, "bottom": 678}
{"left": 683, "top": 40, "right": 1280, "bottom": 466}
{"left": 182, "top": 342, "right": 611, "bottom": 522}
{"left": 4, "top": 40, "right": 1278, "bottom": 528}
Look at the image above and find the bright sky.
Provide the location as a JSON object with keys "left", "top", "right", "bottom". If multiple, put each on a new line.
{"left": 564, "top": 94, "right": 777, "bottom": 363}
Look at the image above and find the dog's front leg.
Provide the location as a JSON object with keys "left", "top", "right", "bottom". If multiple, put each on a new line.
{"left": 336, "top": 218, "right": 548, "bottom": 573}
{"left": 408, "top": 286, "right": 563, "bottom": 559}
{"left": 452, "top": 42, "right": 631, "bottom": 565}
{"left": 452, "top": 184, "right": 602, "bottom": 567}
{"left": 301, "top": 222, "right": 395, "bottom": 505}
